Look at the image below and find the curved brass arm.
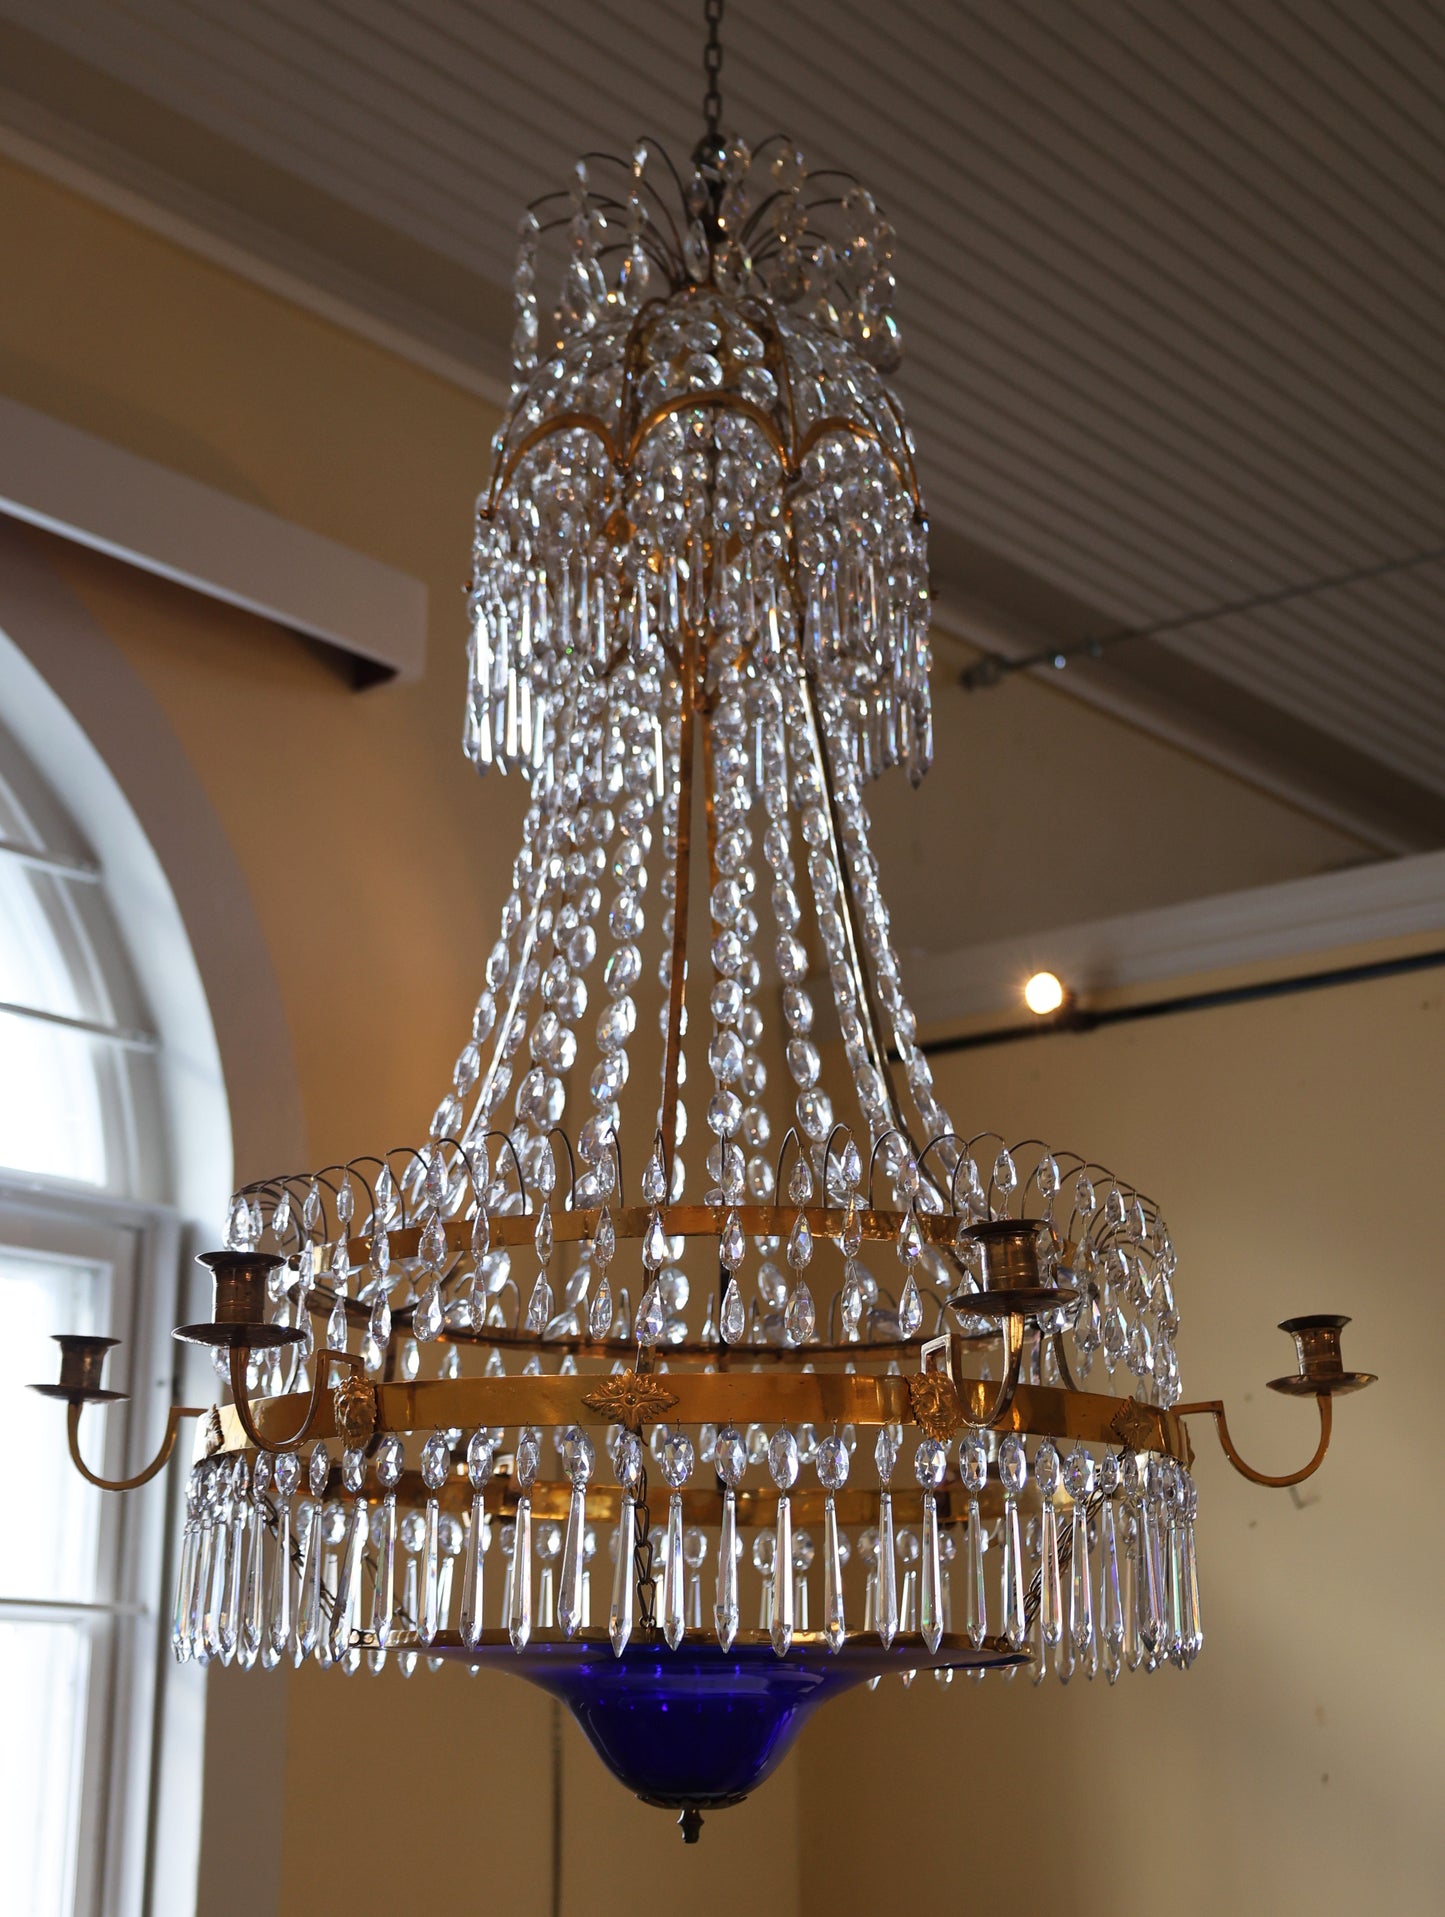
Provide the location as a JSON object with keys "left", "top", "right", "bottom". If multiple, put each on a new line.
{"left": 1175, "top": 1393, "right": 1333, "bottom": 1489}
{"left": 67, "top": 1401, "right": 204, "bottom": 1491}
{"left": 227, "top": 1347, "right": 363, "bottom": 1454}
{"left": 958, "top": 1313, "right": 1026, "bottom": 1433}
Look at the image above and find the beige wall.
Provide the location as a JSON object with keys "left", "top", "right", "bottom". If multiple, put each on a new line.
{"left": 0, "top": 152, "right": 1433, "bottom": 1915}
{"left": 806, "top": 966, "right": 1444, "bottom": 1915}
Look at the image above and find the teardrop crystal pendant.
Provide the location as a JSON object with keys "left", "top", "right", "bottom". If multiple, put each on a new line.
{"left": 771, "top": 1494, "right": 794, "bottom": 1656}
{"left": 509, "top": 1497, "right": 534, "bottom": 1650}
{"left": 715, "top": 1487, "right": 739, "bottom": 1650}
{"left": 608, "top": 1497, "right": 636, "bottom": 1658}
{"left": 876, "top": 1491, "right": 898, "bottom": 1648}
{"left": 822, "top": 1495, "right": 846, "bottom": 1652}
{"left": 920, "top": 1493, "right": 943, "bottom": 1653}
{"left": 663, "top": 1491, "right": 686, "bottom": 1649}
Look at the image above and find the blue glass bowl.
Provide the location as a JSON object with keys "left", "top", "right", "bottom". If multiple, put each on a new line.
{"left": 438, "top": 1631, "right": 1023, "bottom": 1824}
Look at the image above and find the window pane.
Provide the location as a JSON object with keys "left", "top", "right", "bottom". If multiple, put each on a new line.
{"left": 0, "top": 1249, "right": 112, "bottom": 1601}
{"left": 0, "top": 858, "right": 108, "bottom": 1184}
{"left": 0, "top": 1617, "right": 92, "bottom": 1917}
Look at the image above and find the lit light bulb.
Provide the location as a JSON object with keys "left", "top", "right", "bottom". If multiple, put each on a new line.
{"left": 1024, "top": 971, "right": 1066, "bottom": 1017}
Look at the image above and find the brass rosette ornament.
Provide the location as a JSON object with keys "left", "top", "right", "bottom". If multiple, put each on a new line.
{"left": 34, "top": 122, "right": 1372, "bottom": 1842}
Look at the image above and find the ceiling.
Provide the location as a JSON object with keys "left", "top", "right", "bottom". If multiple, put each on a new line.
{"left": 1, "top": 0, "right": 1442, "bottom": 851}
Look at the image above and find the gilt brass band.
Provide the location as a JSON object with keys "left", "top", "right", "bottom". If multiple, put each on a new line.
{"left": 204, "top": 1370, "right": 1192, "bottom": 1465}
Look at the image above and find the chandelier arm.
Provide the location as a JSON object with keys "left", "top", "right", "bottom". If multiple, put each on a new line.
{"left": 225, "top": 1348, "right": 365, "bottom": 1455}
{"left": 1174, "top": 1394, "right": 1334, "bottom": 1489}
{"left": 65, "top": 1401, "right": 205, "bottom": 1493}
{"left": 659, "top": 633, "right": 699, "bottom": 1182}
{"left": 952, "top": 1312, "right": 1027, "bottom": 1433}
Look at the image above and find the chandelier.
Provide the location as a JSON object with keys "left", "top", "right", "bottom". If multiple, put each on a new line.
{"left": 33, "top": 3, "right": 1374, "bottom": 1844}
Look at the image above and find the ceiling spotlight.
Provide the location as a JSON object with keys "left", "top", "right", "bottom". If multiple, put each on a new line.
{"left": 1024, "top": 970, "right": 1068, "bottom": 1016}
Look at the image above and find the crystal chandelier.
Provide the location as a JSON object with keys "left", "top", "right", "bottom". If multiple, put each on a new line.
{"left": 34, "top": 2, "right": 1374, "bottom": 1844}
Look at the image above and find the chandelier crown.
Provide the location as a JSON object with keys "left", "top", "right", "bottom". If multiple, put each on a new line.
{"left": 469, "top": 137, "right": 932, "bottom": 788}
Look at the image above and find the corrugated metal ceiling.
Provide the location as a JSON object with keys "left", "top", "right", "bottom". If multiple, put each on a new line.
{"left": 1, "top": 0, "right": 1441, "bottom": 830}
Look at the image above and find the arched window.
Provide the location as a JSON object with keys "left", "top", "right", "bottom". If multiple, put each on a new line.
{"left": 0, "top": 699, "right": 195, "bottom": 1917}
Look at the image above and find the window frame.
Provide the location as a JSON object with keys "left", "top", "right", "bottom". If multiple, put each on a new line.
{"left": 0, "top": 1178, "right": 186, "bottom": 1917}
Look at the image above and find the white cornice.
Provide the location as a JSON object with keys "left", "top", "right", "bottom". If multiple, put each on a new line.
{"left": 901, "top": 849, "right": 1445, "bottom": 1031}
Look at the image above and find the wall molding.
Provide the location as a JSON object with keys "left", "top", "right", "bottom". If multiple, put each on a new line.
{"left": 900, "top": 849, "right": 1445, "bottom": 1032}
{"left": 0, "top": 391, "right": 428, "bottom": 683}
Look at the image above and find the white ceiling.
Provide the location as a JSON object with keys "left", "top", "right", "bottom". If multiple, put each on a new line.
{"left": 1, "top": 0, "right": 1442, "bottom": 845}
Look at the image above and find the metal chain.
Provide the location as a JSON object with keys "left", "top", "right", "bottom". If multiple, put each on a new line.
{"left": 703, "top": 0, "right": 724, "bottom": 135}
{"left": 632, "top": 1455, "right": 659, "bottom": 1633}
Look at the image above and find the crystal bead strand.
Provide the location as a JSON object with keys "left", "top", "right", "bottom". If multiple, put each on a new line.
{"left": 779, "top": 668, "right": 875, "bottom": 1155}
{"left": 874, "top": 1427, "right": 899, "bottom": 1648}
{"left": 997, "top": 1433, "right": 1028, "bottom": 1650}
{"left": 714, "top": 1425, "right": 744, "bottom": 1649}
{"left": 509, "top": 1428, "right": 540, "bottom": 1650}
{"left": 460, "top": 1433, "right": 495, "bottom": 1650}
{"left": 915, "top": 1439, "right": 947, "bottom": 1653}
{"left": 660, "top": 1432, "right": 695, "bottom": 1648}
{"left": 768, "top": 1429, "right": 800, "bottom": 1656}
{"left": 825, "top": 734, "right": 959, "bottom": 1164}
{"left": 558, "top": 1430, "right": 594, "bottom": 1638}
{"left": 817, "top": 1432, "right": 850, "bottom": 1651}
{"left": 959, "top": 1431, "right": 988, "bottom": 1647}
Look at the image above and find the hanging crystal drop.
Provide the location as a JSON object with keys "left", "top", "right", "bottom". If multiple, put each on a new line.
{"left": 663, "top": 1491, "right": 686, "bottom": 1648}
{"left": 266, "top": 1456, "right": 298, "bottom": 1666}
{"left": 369, "top": 1286, "right": 392, "bottom": 1350}
{"left": 720, "top": 1209, "right": 746, "bottom": 1269}
{"left": 525, "top": 1272, "right": 553, "bottom": 1333}
{"left": 1065, "top": 1446, "right": 1096, "bottom": 1652}
{"left": 784, "top": 1279, "right": 816, "bottom": 1343}
{"left": 509, "top": 1497, "right": 533, "bottom": 1650}
{"left": 238, "top": 1466, "right": 267, "bottom": 1669}
{"left": 558, "top": 1430, "right": 594, "bottom": 1638}
{"left": 460, "top": 1434, "right": 495, "bottom": 1650}
{"left": 998, "top": 1433, "right": 1028, "bottom": 1649}
{"left": 635, "top": 1279, "right": 665, "bottom": 1344}
{"left": 898, "top": 1273, "right": 923, "bottom": 1338}
{"left": 329, "top": 1493, "right": 369, "bottom": 1661}
{"left": 420, "top": 1209, "right": 448, "bottom": 1271}
{"left": 896, "top": 1205, "right": 923, "bottom": 1264}
{"left": 1036, "top": 1441, "right": 1063, "bottom": 1647}
{"left": 588, "top": 1274, "right": 614, "bottom": 1339}
{"left": 415, "top": 1281, "right": 443, "bottom": 1343}
{"left": 641, "top": 1148, "right": 667, "bottom": 1204}
{"left": 915, "top": 1438, "right": 946, "bottom": 1653}
{"left": 876, "top": 1491, "right": 898, "bottom": 1648}
{"left": 593, "top": 1205, "right": 616, "bottom": 1267}
{"left": 786, "top": 1210, "right": 813, "bottom": 1268}
{"left": 720, "top": 1277, "right": 746, "bottom": 1344}
{"left": 609, "top": 1499, "right": 636, "bottom": 1657}
{"left": 294, "top": 1504, "right": 323, "bottom": 1664}
{"left": 642, "top": 1210, "right": 668, "bottom": 1268}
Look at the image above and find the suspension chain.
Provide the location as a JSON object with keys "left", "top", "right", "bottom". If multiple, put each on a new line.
{"left": 632, "top": 1455, "right": 659, "bottom": 1632}
{"left": 703, "top": 0, "right": 724, "bottom": 136}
